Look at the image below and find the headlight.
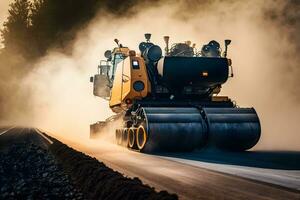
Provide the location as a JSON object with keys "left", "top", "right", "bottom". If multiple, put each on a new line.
{"left": 133, "top": 81, "right": 145, "bottom": 92}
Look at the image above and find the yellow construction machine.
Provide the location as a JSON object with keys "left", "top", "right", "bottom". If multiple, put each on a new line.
{"left": 90, "top": 34, "right": 260, "bottom": 152}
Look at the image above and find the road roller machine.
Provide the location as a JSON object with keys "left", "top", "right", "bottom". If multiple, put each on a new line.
{"left": 90, "top": 34, "right": 261, "bottom": 152}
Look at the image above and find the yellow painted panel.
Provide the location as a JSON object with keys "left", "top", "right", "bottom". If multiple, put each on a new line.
{"left": 109, "top": 55, "right": 151, "bottom": 111}
{"left": 109, "top": 60, "right": 125, "bottom": 107}
{"left": 121, "top": 57, "right": 132, "bottom": 100}
{"left": 126, "top": 56, "right": 150, "bottom": 100}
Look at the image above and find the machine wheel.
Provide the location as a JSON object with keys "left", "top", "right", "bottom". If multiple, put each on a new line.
{"left": 136, "top": 125, "right": 147, "bottom": 151}
{"left": 128, "top": 128, "right": 137, "bottom": 149}
{"left": 116, "top": 129, "right": 122, "bottom": 145}
{"left": 122, "top": 128, "right": 129, "bottom": 147}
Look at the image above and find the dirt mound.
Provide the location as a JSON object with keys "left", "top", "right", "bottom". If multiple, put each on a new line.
{"left": 0, "top": 142, "right": 84, "bottom": 199}
{"left": 50, "top": 140, "right": 178, "bottom": 200}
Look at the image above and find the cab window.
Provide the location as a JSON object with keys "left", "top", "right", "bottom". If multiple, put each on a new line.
{"left": 109, "top": 53, "right": 126, "bottom": 79}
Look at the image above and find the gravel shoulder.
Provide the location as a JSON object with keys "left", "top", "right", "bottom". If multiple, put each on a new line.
{"left": 0, "top": 142, "right": 85, "bottom": 199}
{"left": 0, "top": 127, "right": 178, "bottom": 200}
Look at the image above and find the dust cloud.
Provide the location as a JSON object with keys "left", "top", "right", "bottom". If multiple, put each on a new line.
{"left": 1, "top": 0, "right": 300, "bottom": 150}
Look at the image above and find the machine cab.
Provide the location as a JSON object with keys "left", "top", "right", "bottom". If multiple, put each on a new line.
{"left": 90, "top": 46, "right": 129, "bottom": 99}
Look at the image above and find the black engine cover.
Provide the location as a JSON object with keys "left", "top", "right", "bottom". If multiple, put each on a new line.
{"left": 157, "top": 57, "right": 229, "bottom": 91}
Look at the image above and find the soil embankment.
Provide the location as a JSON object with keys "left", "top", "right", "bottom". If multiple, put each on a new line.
{"left": 0, "top": 127, "right": 178, "bottom": 200}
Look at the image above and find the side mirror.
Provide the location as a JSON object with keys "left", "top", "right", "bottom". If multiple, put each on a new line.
{"left": 90, "top": 76, "right": 94, "bottom": 83}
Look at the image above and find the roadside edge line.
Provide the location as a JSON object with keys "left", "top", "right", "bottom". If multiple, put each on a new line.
{"left": 35, "top": 128, "right": 53, "bottom": 145}
{"left": 0, "top": 126, "right": 16, "bottom": 136}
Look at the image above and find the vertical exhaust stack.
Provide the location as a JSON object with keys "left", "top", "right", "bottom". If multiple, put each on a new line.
{"left": 223, "top": 39, "right": 234, "bottom": 77}
{"left": 223, "top": 39, "right": 231, "bottom": 58}
{"left": 145, "top": 33, "right": 152, "bottom": 42}
{"left": 163, "top": 36, "right": 170, "bottom": 56}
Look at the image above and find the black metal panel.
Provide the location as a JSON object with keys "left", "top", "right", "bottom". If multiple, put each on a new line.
{"left": 143, "top": 107, "right": 199, "bottom": 113}
{"left": 204, "top": 107, "right": 254, "bottom": 114}
{"left": 134, "top": 99, "right": 234, "bottom": 108}
{"left": 207, "top": 114, "right": 259, "bottom": 123}
{"left": 160, "top": 57, "right": 229, "bottom": 90}
{"left": 144, "top": 107, "right": 202, "bottom": 122}
{"left": 146, "top": 114, "right": 202, "bottom": 123}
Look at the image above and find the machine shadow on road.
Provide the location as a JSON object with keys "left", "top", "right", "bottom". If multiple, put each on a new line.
{"left": 154, "top": 149, "right": 300, "bottom": 170}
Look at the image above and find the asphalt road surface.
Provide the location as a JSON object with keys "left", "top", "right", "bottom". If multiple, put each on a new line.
{"left": 1, "top": 127, "right": 300, "bottom": 200}
{"left": 65, "top": 137, "right": 300, "bottom": 200}
{"left": 0, "top": 126, "right": 51, "bottom": 150}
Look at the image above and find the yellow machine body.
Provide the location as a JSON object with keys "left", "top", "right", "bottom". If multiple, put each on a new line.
{"left": 109, "top": 53, "right": 151, "bottom": 113}
{"left": 90, "top": 35, "right": 261, "bottom": 153}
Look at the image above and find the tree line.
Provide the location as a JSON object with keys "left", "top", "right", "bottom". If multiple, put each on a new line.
{"left": 0, "top": 0, "right": 150, "bottom": 59}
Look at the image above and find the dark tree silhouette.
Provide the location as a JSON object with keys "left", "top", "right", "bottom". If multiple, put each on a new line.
{"left": 1, "top": 0, "right": 155, "bottom": 59}
{"left": 29, "top": 0, "right": 101, "bottom": 56}
{"left": 1, "top": 0, "right": 31, "bottom": 56}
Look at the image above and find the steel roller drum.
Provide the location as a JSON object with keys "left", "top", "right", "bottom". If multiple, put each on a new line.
{"left": 140, "top": 107, "right": 208, "bottom": 152}
{"left": 204, "top": 107, "right": 261, "bottom": 151}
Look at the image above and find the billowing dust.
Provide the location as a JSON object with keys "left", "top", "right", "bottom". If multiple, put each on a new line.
{"left": 1, "top": 0, "right": 300, "bottom": 151}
